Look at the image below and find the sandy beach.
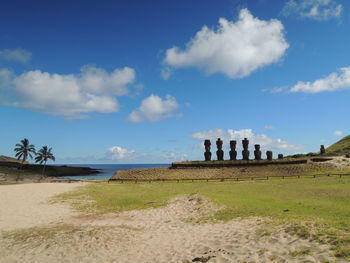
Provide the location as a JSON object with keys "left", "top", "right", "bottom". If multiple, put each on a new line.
{"left": 0, "top": 183, "right": 85, "bottom": 231}
{"left": 0, "top": 182, "right": 341, "bottom": 263}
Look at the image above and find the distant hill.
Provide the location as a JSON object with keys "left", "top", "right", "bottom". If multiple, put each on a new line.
{"left": 0, "top": 155, "right": 29, "bottom": 164}
{"left": 326, "top": 135, "right": 350, "bottom": 156}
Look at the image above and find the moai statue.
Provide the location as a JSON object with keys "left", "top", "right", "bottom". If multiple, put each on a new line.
{"left": 242, "top": 138, "right": 250, "bottom": 160}
{"left": 204, "top": 140, "right": 212, "bottom": 161}
{"left": 278, "top": 154, "right": 284, "bottom": 159}
{"left": 254, "top": 144, "right": 262, "bottom": 160}
{"left": 216, "top": 138, "right": 224, "bottom": 161}
{"left": 266, "top": 151, "right": 273, "bottom": 161}
{"left": 320, "top": 145, "right": 326, "bottom": 155}
{"left": 229, "top": 140, "right": 237, "bottom": 161}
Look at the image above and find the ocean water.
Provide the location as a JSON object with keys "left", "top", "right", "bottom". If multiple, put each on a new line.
{"left": 59, "top": 164, "right": 170, "bottom": 180}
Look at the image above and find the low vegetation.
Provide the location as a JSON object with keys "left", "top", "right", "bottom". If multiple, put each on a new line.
{"left": 327, "top": 135, "right": 350, "bottom": 156}
{"left": 55, "top": 176, "right": 350, "bottom": 258}
{"left": 56, "top": 176, "right": 350, "bottom": 227}
{"left": 0, "top": 167, "right": 41, "bottom": 185}
{"left": 1, "top": 224, "right": 116, "bottom": 250}
{"left": 114, "top": 163, "right": 348, "bottom": 181}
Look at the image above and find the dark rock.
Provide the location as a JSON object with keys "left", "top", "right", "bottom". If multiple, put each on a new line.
{"left": 192, "top": 256, "right": 216, "bottom": 262}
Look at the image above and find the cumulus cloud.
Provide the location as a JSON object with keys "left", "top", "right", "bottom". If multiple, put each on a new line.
{"left": 290, "top": 67, "right": 350, "bottom": 93}
{"left": 333, "top": 130, "right": 343, "bottom": 136}
{"left": 282, "top": 0, "right": 343, "bottom": 21}
{"left": 0, "top": 65, "right": 136, "bottom": 118}
{"left": 107, "top": 146, "right": 136, "bottom": 160}
{"left": 0, "top": 48, "right": 32, "bottom": 64}
{"left": 0, "top": 69, "right": 12, "bottom": 86}
{"left": 191, "top": 128, "right": 300, "bottom": 151}
{"left": 128, "top": 94, "right": 179, "bottom": 122}
{"left": 164, "top": 8, "right": 288, "bottom": 79}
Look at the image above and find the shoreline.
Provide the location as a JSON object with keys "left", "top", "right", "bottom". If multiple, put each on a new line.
{"left": 0, "top": 161, "right": 102, "bottom": 184}
{"left": 0, "top": 161, "right": 101, "bottom": 177}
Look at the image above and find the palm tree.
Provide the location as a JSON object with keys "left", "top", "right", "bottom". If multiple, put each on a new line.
{"left": 14, "top": 138, "right": 36, "bottom": 167}
{"left": 35, "top": 146, "right": 55, "bottom": 175}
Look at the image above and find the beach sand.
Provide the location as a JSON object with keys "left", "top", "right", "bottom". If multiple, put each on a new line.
{"left": 0, "top": 183, "right": 85, "bottom": 231}
{"left": 0, "top": 183, "right": 339, "bottom": 263}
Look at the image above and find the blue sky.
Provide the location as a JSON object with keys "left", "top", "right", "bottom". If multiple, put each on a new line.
{"left": 0, "top": 0, "right": 349, "bottom": 164}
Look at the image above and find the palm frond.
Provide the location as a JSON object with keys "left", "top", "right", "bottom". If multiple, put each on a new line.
{"left": 35, "top": 145, "right": 55, "bottom": 164}
{"left": 14, "top": 138, "right": 36, "bottom": 162}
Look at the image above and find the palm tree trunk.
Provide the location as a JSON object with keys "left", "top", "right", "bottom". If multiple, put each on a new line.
{"left": 20, "top": 156, "right": 25, "bottom": 170}
{"left": 42, "top": 162, "right": 46, "bottom": 176}
{"left": 17, "top": 156, "right": 25, "bottom": 181}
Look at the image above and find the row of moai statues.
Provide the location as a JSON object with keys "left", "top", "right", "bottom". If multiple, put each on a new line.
{"left": 204, "top": 138, "right": 284, "bottom": 161}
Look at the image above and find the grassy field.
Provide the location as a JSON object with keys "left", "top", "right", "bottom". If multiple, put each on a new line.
{"left": 327, "top": 135, "right": 350, "bottom": 156}
{"left": 56, "top": 176, "right": 350, "bottom": 257}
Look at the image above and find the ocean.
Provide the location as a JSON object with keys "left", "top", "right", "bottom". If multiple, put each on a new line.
{"left": 59, "top": 164, "right": 170, "bottom": 180}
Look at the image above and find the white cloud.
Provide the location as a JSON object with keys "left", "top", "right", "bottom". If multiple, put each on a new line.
{"left": 282, "top": 0, "right": 343, "bottom": 21}
{"left": 78, "top": 65, "right": 134, "bottom": 96}
{"left": 0, "top": 48, "right": 32, "bottom": 64}
{"left": 0, "top": 65, "right": 137, "bottom": 118}
{"left": 165, "top": 151, "right": 188, "bottom": 162}
{"left": 128, "top": 94, "right": 179, "bottom": 122}
{"left": 191, "top": 128, "right": 300, "bottom": 151}
{"left": 262, "top": 86, "right": 288, "bottom": 93}
{"left": 333, "top": 130, "right": 343, "bottom": 136}
{"left": 192, "top": 128, "right": 226, "bottom": 141}
{"left": 161, "top": 67, "right": 172, "bottom": 80}
{"left": 107, "top": 146, "right": 136, "bottom": 160}
{"left": 290, "top": 67, "right": 350, "bottom": 93}
{"left": 164, "top": 8, "right": 288, "bottom": 79}
{"left": 0, "top": 69, "right": 12, "bottom": 86}
{"left": 263, "top": 125, "right": 274, "bottom": 130}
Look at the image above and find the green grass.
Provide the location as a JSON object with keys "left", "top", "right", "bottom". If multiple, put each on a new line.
{"left": 289, "top": 249, "right": 311, "bottom": 257}
{"left": 2, "top": 224, "right": 78, "bottom": 245}
{"left": 55, "top": 176, "right": 350, "bottom": 258}
{"left": 327, "top": 135, "right": 350, "bottom": 156}
{"left": 56, "top": 177, "right": 350, "bottom": 229}
{"left": 2, "top": 224, "right": 119, "bottom": 250}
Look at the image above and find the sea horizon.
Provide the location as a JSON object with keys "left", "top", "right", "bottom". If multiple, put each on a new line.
{"left": 57, "top": 163, "right": 171, "bottom": 180}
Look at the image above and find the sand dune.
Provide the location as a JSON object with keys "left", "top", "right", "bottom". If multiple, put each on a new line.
{"left": 0, "top": 183, "right": 338, "bottom": 263}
